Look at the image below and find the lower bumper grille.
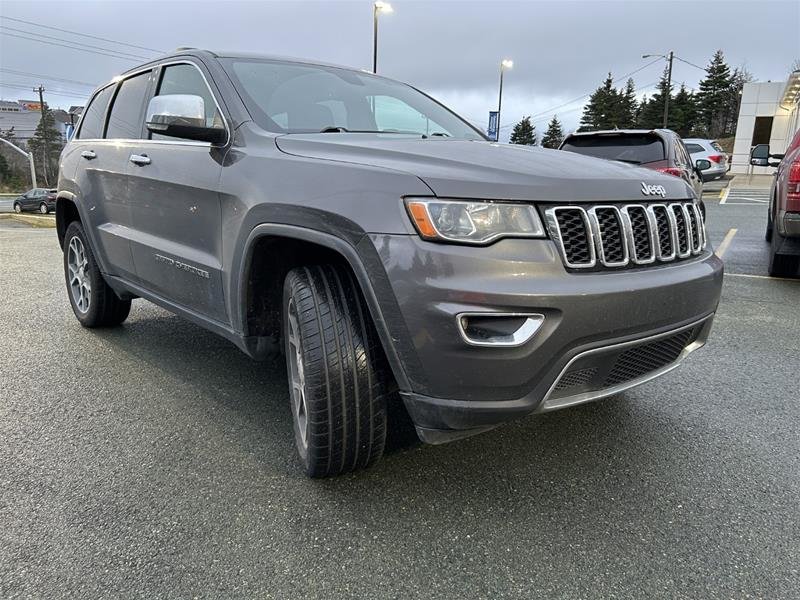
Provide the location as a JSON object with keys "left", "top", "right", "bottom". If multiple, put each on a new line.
{"left": 544, "top": 321, "right": 705, "bottom": 407}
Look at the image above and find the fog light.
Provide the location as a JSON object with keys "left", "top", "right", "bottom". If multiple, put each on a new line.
{"left": 457, "top": 313, "right": 544, "bottom": 347}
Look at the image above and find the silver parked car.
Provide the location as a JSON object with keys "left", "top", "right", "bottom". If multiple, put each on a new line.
{"left": 56, "top": 49, "right": 723, "bottom": 477}
{"left": 683, "top": 138, "right": 729, "bottom": 181}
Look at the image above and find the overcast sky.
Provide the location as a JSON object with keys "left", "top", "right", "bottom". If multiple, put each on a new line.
{"left": 1, "top": 0, "right": 798, "bottom": 139}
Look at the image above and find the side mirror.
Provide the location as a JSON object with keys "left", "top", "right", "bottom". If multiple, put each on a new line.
{"left": 694, "top": 159, "right": 712, "bottom": 171}
{"left": 750, "top": 143, "right": 770, "bottom": 167}
{"left": 146, "top": 94, "right": 226, "bottom": 144}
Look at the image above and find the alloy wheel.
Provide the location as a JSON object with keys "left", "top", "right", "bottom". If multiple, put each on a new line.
{"left": 286, "top": 296, "right": 309, "bottom": 449}
{"left": 67, "top": 236, "right": 91, "bottom": 313}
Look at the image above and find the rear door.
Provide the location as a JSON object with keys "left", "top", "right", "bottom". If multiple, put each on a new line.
{"left": 124, "top": 60, "right": 228, "bottom": 323}
{"left": 675, "top": 138, "right": 703, "bottom": 197}
{"left": 72, "top": 73, "right": 153, "bottom": 280}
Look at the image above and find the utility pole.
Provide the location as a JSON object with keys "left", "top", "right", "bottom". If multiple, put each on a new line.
{"left": 34, "top": 85, "right": 48, "bottom": 185}
{"left": 663, "top": 50, "right": 674, "bottom": 128}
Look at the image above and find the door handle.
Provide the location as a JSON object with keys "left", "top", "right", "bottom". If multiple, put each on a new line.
{"left": 129, "top": 154, "right": 151, "bottom": 166}
{"left": 80, "top": 150, "right": 96, "bottom": 160}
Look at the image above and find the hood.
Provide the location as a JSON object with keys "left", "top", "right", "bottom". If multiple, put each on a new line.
{"left": 275, "top": 134, "right": 693, "bottom": 202}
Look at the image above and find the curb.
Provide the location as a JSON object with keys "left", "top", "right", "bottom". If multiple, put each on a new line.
{"left": 0, "top": 214, "right": 57, "bottom": 228}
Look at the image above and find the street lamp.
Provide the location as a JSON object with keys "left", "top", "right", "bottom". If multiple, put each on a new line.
{"left": 373, "top": 1, "right": 393, "bottom": 74}
{"left": 643, "top": 51, "right": 674, "bottom": 128}
{"left": 496, "top": 59, "right": 513, "bottom": 141}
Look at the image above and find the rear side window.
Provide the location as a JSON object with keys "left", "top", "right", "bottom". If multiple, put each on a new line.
{"left": 105, "top": 71, "right": 151, "bottom": 139}
{"left": 561, "top": 134, "right": 666, "bottom": 165}
{"left": 77, "top": 85, "right": 114, "bottom": 140}
{"left": 151, "top": 63, "right": 223, "bottom": 140}
{"left": 710, "top": 141, "right": 725, "bottom": 153}
{"left": 685, "top": 143, "right": 704, "bottom": 154}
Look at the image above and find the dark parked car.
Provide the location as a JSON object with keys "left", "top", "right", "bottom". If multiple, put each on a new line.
{"left": 560, "top": 129, "right": 711, "bottom": 204}
{"left": 13, "top": 188, "right": 57, "bottom": 214}
{"left": 56, "top": 50, "right": 723, "bottom": 477}
{"left": 753, "top": 127, "right": 800, "bottom": 277}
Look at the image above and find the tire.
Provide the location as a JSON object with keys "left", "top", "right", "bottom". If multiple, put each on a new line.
{"left": 765, "top": 210, "right": 773, "bottom": 242}
{"left": 63, "top": 221, "right": 132, "bottom": 327}
{"left": 768, "top": 223, "right": 800, "bottom": 278}
{"left": 283, "top": 264, "right": 390, "bottom": 477}
{"left": 39, "top": 203, "right": 49, "bottom": 214}
{"left": 13, "top": 202, "right": 22, "bottom": 213}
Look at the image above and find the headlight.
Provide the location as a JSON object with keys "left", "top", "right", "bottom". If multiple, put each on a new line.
{"left": 405, "top": 198, "right": 546, "bottom": 244}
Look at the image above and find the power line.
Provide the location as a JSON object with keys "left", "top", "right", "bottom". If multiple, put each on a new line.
{"left": 0, "top": 68, "right": 97, "bottom": 88}
{"left": 0, "top": 82, "right": 88, "bottom": 99}
{"left": 674, "top": 56, "right": 706, "bottom": 72}
{"left": 0, "top": 15, "right": 164, "bottom": 54}
{"left": 1, "top": 79, "right": 90, "bottom": 96}
{"left": 0, "top": 26, "right": 148, "bottom": 60}
{"left": 0, "top": 31, "right": 143, "bottom": 63}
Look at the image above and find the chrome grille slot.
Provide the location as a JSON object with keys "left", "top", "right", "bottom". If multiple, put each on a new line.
{"left": 547, "top": 201, "right": 704, "bottom": 271}
{"left": 589, "top": 206, "right": 628, "bottom": 267}
{"left": 670, "top": 203, "right": 691, "bottom": 258}
{"left": 621, "top": 205, "right": 656, "bottom": 264}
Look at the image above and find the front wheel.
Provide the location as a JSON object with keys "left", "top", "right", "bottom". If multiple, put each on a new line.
{"left": 283, "top": 264, "right": 390, "bottom": 477}
{"left": 13, "top": 203, "right": 22, "bottom": 213}
{"left": 39, "top": 203, "right": 49, "bottom": 214}
{"left": 63, "top": 221, "right": 132, "bottom": 327}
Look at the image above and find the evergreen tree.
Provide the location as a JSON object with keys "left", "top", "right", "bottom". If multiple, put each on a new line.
{"left": 638, "top": 66, "right": 674, "bottom": 129}
{"left": 618, "top": 78, "right": 638, "bottom": 128}
{"left": 541, "top": 115, "right": 565, "bottom": 149}
{"left": 695, "top": 50, "right": 733, "bottom": 137}
{"left": 27, "top": 106, "right": 64, "bottom": 187}
{"left": 579, "top": 73, "right": 620, "bottom": 131}
{"left": 722, "top": 66, "right": 753, "bottom": 137}
{"left": 671, "top": 84, "right": 697, "bottom": 137}
{"left": 509, "top": 116, "right": 536, "bottom": 145}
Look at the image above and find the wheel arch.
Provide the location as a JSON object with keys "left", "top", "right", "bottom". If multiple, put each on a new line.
{"left": 55, "top": 192, "right": 80, "bottom": 249}
{"left": 237, "top": 223, "right": 411, "bottom": 390}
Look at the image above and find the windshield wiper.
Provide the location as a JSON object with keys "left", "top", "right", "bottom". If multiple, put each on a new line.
{"left": 320, "top": 126, "right": 350, "bottom": 133}
{"left": 612, "top": 158, "right": 642, "bottom": 164}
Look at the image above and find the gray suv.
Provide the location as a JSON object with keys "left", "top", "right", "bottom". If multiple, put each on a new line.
{"left": 57, "top": 50, "right": 723, "bottom": 477}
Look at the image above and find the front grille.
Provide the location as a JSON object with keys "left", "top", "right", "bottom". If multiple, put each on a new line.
{"left": 545, "top": 201, "right": 705, "bottom": 270}
{"left": 603, "top": 328, "right": 695, "bottom": 386}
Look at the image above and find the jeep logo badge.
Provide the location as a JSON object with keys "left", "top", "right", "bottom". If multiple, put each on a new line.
{"left": 641, "top": 182, "right": 667, "bottom": 198}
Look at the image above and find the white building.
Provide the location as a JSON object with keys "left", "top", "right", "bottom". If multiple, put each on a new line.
{"left": 731, "top": 71, "right": 800, "bottom": 174}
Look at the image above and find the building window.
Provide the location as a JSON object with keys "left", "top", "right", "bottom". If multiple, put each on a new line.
{"left": 752, "top": 116, "right": 773, "bottom": 146}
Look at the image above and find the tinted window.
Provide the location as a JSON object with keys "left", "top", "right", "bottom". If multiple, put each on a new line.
{"left": 223, "top": 59, "right": 483, "bottom": 140}
{"left": 710, "top": 141, "right": 725, "bottom": 153}
{"left": 685, "top": 143, "right": 704, "bottom": 154}
{"left": 151, "top": 63, "right": 222, "bottom": 140}
{"left": 105, "top": 71, "right": 151, "bottom": 139}
{"left": 77, "top": 85, "right": 114, "bottom": 139}
{"left": 561, "top": 134, "right": 666, "bottom": 165}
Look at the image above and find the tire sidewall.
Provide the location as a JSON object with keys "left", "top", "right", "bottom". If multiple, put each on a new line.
{"left": 40, "top": 203, "right": 49, "bottom": 214}
{"left": 14, "top": 203, "right": 22, "bottom": 213}
{"left": 283, "top": 275, "right": 310, "bottom": 466}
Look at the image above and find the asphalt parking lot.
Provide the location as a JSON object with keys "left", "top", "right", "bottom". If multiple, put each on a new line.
{"left": 1, "top": 200, "right": 799, "bottom": 598}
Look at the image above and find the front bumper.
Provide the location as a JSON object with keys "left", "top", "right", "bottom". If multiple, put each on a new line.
{"left": 368, "top": 234, "right": 724, "bottom": 440}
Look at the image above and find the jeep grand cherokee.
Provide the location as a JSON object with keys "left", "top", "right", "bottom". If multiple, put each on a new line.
{"left": 56, "top": 50, "right": 723, "bottom": 477}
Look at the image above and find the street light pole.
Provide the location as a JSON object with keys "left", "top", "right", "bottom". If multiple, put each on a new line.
{"left": 662, "top": 50, "right": 674, "bottom": 128}
{"left": 372, "top": 2, "right": 393, "bottom": 74}
{"left": 643, "top": 51, "right": 675, "bottom": 128}
{"left": 0, "top": 137, "right": 37, "bottom": 189}
{"left": 497, "top": 59, "right": 513, "bottom": 142}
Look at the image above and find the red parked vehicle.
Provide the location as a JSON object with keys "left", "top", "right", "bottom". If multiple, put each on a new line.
{"left": 753, "top": 128, "right": 800, "bottom": 277}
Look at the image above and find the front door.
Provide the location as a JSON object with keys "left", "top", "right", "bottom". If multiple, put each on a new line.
{"left": 125, "top": 61, "right": 228, "bottom": 323}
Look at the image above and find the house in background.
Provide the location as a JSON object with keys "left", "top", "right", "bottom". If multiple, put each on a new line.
{"left": 731, "top": 70, "right": 800, "bottom": 173}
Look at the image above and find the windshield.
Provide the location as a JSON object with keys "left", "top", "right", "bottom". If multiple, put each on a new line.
{"left": 222, "top": 58, "right": 484, "bottom": 140}
{"left": 561, "top": 134, "right": 666, "bottom": 165}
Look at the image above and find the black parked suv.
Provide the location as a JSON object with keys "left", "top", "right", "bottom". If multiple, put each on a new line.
{"left": 13, "top": 188, "right": 57, "bottom": 214}
{"left": 57, "top": 50, "right": 723, "bottom": 477}
{"left": 560, "top": 129, "right": 710, "bottom": 213}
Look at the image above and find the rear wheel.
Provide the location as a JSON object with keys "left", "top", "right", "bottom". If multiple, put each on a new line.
{"left": 63, "top": 221, "right": 132, "bottom": 327}
{"left": 39, "top": 203, "right": 49, "bottom": 214}
{"left": 283, "top": 264, "right": 390, "bottom": 477}
{"left": 768, "top": 223, "right": 800, "bottom": 278}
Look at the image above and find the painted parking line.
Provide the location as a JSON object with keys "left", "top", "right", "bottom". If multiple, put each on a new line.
{"left": 726, "top": 272, "right": 800, "bottom": 283}
{"left": 715, "top": 228, "right": 738, "bottom": 258}
{"left": 721, "top": 188, "right": 771, "bottom": 205}
{"left": 719, "top": 188, "right": 730, "bottom": 204}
